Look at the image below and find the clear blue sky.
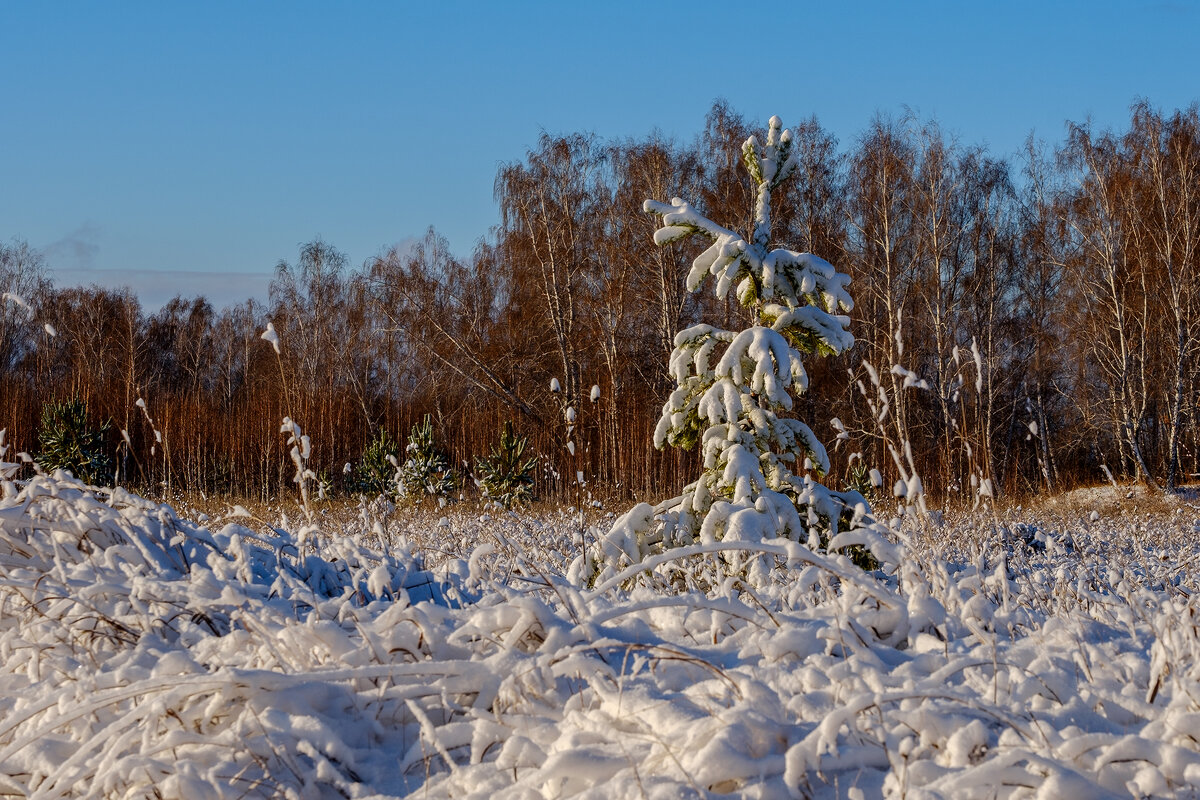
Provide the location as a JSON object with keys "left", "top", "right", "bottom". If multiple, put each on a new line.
{"left": 2, "top": 1, "right": 1197, "bottom": 309}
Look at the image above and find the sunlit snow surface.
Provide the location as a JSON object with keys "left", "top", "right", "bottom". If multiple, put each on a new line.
{"left": 2, "top": 474, "right": 1200, "bottom": 798}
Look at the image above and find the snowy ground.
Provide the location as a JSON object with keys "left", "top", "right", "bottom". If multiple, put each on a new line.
{"left": 2, "top": 474, "right": 1200, "bottom": 798}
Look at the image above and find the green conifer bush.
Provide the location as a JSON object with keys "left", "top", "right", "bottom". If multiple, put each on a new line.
{"left": 349, "top": 428, "right": 402, "bottom": 497}
{"left": 477, "top": 421, "right": 537, "bottom": 509}
{"left": 36, "top": 398, "right": 112, "bottom": 486}
{"left": 398, "top": 415, "right": 456, "bottom": 505}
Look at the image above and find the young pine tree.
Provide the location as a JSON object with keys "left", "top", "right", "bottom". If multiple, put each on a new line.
{"left": 476, "top": 421, "right": 537, "bottom": 509}
{"left": 37, "top": 398, "right": 113, "bottom": 486}
{"left": 398, "top": 415, "right": 456, "bottom": 506}
{"left": 574, "top": 116, "right": 892, "bottom": 585}
{"left": 349, "top": 427, "right": 403, "bottom": 497}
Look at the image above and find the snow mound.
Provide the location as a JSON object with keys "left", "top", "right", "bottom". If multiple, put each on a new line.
{"left": 1, "top": 474, "right": 1200, "bottom": 798}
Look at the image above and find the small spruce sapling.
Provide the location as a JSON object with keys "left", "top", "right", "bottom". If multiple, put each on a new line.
{"left": 573, "top": 116, "right": 895, "bottom": 585}
{"left": 398, "top": 415, "right": 456, "bottom": 506}
{"left": 476, "top": 421, "right": 537, "bottom": 509}
{"left": 350, "top": 428, "right": 403, "bottom": 497}
{"left": 36, "top": 398, "right": 113, "bottom": 486}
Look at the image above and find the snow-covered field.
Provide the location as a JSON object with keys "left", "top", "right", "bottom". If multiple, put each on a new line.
{"left": 3, "top": 474, "right": 1200, "bottom": 799}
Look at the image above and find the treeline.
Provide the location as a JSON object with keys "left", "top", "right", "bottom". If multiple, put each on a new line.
{"left": 3, "top": 99, "right": 1200, "bottom": 505}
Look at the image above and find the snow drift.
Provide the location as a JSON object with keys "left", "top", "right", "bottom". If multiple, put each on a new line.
{"left": 1, "top": 474, "right": 1200, "bottom": 798}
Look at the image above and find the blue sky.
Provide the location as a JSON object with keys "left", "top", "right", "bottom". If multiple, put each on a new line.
{"left": 2, "top": 1, "right": 1197, "bottom": 309}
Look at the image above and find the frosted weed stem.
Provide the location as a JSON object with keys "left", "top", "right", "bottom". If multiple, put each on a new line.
{"left": 261, "top": 322, "right": 316, "bottom": 528}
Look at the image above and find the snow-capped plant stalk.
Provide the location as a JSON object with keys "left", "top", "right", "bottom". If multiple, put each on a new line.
{"left": 261, "top": 322, "right": 317, "bottom": 527}
{"left": 856, "top": 359, "right": 930, "bottom": 521}
{"left": 931, "top": 336, "right": 996, "bottom": 510}
{"left": 574, "top": 116, "right": 892, "bottom": 586}
{"left": 281, "top": 416, "right": 317, "bottom": 526}
{"left": 132, "top": 396, "right": 170, "bottom": 496}
{"left": 552, "top": 377, "right": 597, "bottom": 543}
{"left": 0, "top": 429, "right": 16, "bottom": 481}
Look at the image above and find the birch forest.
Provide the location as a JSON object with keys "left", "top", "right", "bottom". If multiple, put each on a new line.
{"left": 4, "top": 100, "right": 1200, "bottom": 505}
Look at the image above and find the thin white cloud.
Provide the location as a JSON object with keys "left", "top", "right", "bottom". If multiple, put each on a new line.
{"left": 49, "top": 268, "right": 272, "bottom": 312}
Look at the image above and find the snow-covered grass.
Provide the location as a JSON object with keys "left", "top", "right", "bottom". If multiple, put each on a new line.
{"left": 3, "top": 473, "right": 1200, "bottom": 798}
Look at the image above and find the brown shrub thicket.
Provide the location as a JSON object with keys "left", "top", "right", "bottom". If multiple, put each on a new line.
{"left": 4, "top": 101, "right": 1200, "bottom": 505}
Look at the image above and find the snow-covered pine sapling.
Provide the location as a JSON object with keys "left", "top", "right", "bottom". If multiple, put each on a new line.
{"left": 476, "top": 421, "right": 537, "bottom": 509}
{"left": 574, "top": 116, "right": 894, "bottom": 586}
{"left": 398, "top": 414, "right": 455, "bottom": 507}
